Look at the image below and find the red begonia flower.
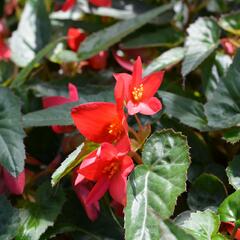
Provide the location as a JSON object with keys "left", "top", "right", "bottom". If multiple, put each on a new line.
{"left": 42, "top": 83, "right": 79, "bottom": 134}
{"left": 221, "top": 222, "right": 240, "bottom": 239}
{"left": 4, "top": 0, "right": 17, "bottom": 16}
{"left": 0, "top": 166, "right": 25, "bottom": 195}
{"left": 114, "top": 56, "right": 164, "bottom": 115}
{"left": 89, "top": 0, "right": 112, "bottom": 7}
{"left": 67, "top": 27, "right": 87, "bottom": 52}
{"left": 71, "top": 102, "right": 130, "bottom": 153}
{"left": 77, "top": 143, "right": 134, "bottom": 205}
{"left": 72, "top": 170, "right": 100, "bottom": 221}
{"left": 88, "top": 51, "right": 108, "bottom": 70}
{"left": 221, "top": 38, "right": 236, "bottom": 56}
{"left": 61, "top": 0, "right": 76, "bottom": 11}
{"left": 0, "top": 38, "right": 10, "bottom": 60}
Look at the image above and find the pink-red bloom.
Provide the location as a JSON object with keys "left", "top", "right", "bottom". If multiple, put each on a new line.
{"left": 0, "top": 38, "right": 10, "bottom": 60}
{"left": 75, "top": 143, "right": 134, "bottom": 206}
{"left": 42, "top": 83, "right": 79, "bottom": 134}
{"left": 61, "top": 0, "right": 76, "bottom": 11}
{"left": 221, "top": 38, "right": 236, "bottom": 56}
{"left": 0, "top": 166, "right": 25, "bottom": 195}
{"left": 220, "top": 222, "right": 240, "bottom": 239}
{"left": 88, "top": 51, "right": 108, "bottom": 70}
{"left": 73, "top": 170, "right": 100, "bottom": 221}
{"left": 71, "top": 102, "right": 130, "bottom": 153}
{"left": 114, "top": 57, "right": 164, "bottom": 115}
{"left": 67, "top": 27, "right": 87, "bottom": 52}
{"left": 89, "top": 0, "right": 112, "bottom": 7}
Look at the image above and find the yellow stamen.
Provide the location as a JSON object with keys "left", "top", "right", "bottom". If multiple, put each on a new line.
{"left": 132, "top": 84, "right": 144, "bottom": 102}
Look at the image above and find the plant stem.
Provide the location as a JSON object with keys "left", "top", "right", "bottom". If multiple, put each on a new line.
{"left": 128, "top": 126, "right": 141, "bottom": 142}
{"left": 134, "top": 114, "right": 143, "bottom": 131}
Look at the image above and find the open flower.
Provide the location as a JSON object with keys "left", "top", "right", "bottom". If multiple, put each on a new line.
{"left": 89, "top": 0, "right": 112, "bottom": 7}
{"left": 71, "top": 102, "right": 130, "bottom": 153}
{"left": 114, "top": 57, "right": 164, "bottom": 115}
{"left": 73, "top": 170, "right": 100, "bottom": 221}
{"left": 0, "top": 166, "right": 25, "bottom": 195}
{"left": 61, "top": 0, "right": 76, "bottom": 11}
{"left": 42, "top": 83, "right": 79, "bottom": 134}
{"left": 76, "top": 143, "right": 134, "bottom": 205}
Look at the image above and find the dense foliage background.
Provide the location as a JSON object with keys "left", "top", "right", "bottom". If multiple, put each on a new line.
{"left": 1, "top": 0, "right": 240, "bottom": 239}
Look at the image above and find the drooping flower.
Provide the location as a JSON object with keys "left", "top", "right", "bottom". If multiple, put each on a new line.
{"left": 220, "top": 222, "right": 240, "bottom": 239}
{"left": 88, "top": 51, "right": 108, "bottom": 70}
{"left": 0, "top": 38, "right": 10, "bottom": 60}
{"left": 89, "top": 0, "right": 112, "bottom": 7}
{"left": 67, "top": 27, "right": 87, "bottom": 52}
{"left": 71, "top": 102, "right": 130, "bottom": 153}
{"left": 61, "top": 0, "right": 76, "bottom": 11}
{"left": 72, "top": 170, "right": 100, "bottom": 221}
{"left": 76, "top": 143, "right": 134, "bottom": 205}
{"left": 42, "top": 83, "right": 79, "bottom": 134}
{"left": 114, "top": 56, "right": 164, "bottom": 115}
{"left": 0, "top": 166, "right": 25, "bottom": 195}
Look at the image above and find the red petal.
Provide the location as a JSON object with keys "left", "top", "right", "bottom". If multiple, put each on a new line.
{"left": 89, "top": 0, "right": 112, "bottom": 7}
{"left": 3, "top": 168, "right": 25, "bottom": 195}
{"left": 142, "top": 71, "right": 164, "bottom": 100}
{"left": 67, "top": 27, "right": 87, "bottom": 52}
{"left": 68, "top": 83, "right": 79, "bottom": 101}
{"left": 127, "top": 97, "right": 162, "bottom": 115}
{"left": 71, "top": 102, "right": 120, "bottom": 143}
{"left": 61, "top": 0, "right": 76, "bottom": 11}
{"left": 86, "top": 176, "right": 110, "bottom": 204}
{"left": 89, "top": 51, "right": 108, "bottom": 70}
{"left": 113, "top": 73, "right": 132, "bottom": 109}
{"left": 73, "top": 180, "right": 100, "bottom": 221}
{"left": 120, "top": 156, "right": 134, "bottom": 177}
{"left": 115, "top": 133, "right": 131, "bottom": 155}
{"left": 113, "top": 51, "right": 133, "bottom": 72}
{"left": 224, "top": 222, "right": 240, "bottom": 239}
{"left": 131, "top": 56, "right": 142, "bottom": 87}
{"left": 0, "top": 39, "right": 10, "bottom": 60}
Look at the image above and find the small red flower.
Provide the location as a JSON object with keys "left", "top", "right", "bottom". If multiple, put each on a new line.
{"left": 67, "top": 27, "right": 87, "bottom": 52}
{"left": 0, "top": 166, "right": 25, "bottom": 195}
{"left": 73, "top": 170, "right": 100, "bottom": 221}
{"left": 221, "top": 38, "right": 236, "bottom": 56}
{"left": 71, "top": 102, "right": 130, "bottom": 153}
{"left": 76, "top": 143, "right": 134, "bottom": 205}
{"left": 61, "top": 0, "right": 76, "bottom": 11}
{"left": 0, "top": 38, "right": 10, "bottom": 60}
{"left": 4, "top": 0, "right": 17, "bottom": 16}
{"left": 221, "top": 222, "right": 240, "bottom": 239}
{"left": 42, "top": 83, "right": 79, "bottom": 134}
{"left": 114, "top": 57, "right": 164, "bottom": 115}
{"left": 89, "top": 0, "right": 112, "bottom": 7}
{"left": 88, "top": 51, "right": 108, "bottom": 70}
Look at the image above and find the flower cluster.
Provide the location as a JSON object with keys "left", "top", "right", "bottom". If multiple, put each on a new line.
{"left": 70, "top": 57, "right": 164, "bottom": 220}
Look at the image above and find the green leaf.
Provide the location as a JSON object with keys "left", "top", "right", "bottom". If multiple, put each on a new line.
{"left": 201, "top": 53, "right": 232, "bottom": 101}
{"left": 182, "top": 17, "right": 220, "bottom": 77}
{"left": 77, "top": 3, "right": 173, "bottom": 61}
{"left": 125, "top": 129, "right": 190, "bottom": 240}
{"left": 9, "top": 0, "right": 51, "bottom": 67}
{"left": 177, "top": 210, "right": 222, "bottom": 240}
{"left": 51, "top": 142, "right": 98, "bottom": 186}
{"left": 0, "top": 196, "right": 20, "bottom": 240}
{"left": 10, "top": 39, "right": 63, "bottom": 88}
{"left": 219, "top": 11, "right": 240, "bottom": 35}
{"left": 0, "top": 88, "right": 25, "bottom": 177}
{"left": 121, "top": 27, "right": 183, "bottom": 49}
{"left": 205, "top": 49, "right": 240, "bottom": 129}
{"left": 226, "top": 155, "right": 240, "bottom": 190}
{"left": 223, "top": 127, "right": 240, "bottom": 144}
{"left": 144, "top": 47, "right": 184, "bottom": 76}
{"left": 187, "top": 174, "right": 227, "bottom": 211}
{"left": 16, "top": 182, "right": 65, "bottom": 240}
{"left": 218, "top": 190, "right": 240, "bottom": 223}
{"left": 158, "top": 90, "right": 210, "bottom": 131}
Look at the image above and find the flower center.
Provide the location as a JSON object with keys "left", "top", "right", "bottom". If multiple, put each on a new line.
{"left": 108, "top": 121, "right": 123, "bottom": 138}
{"left": 102, "top": 162, "right": 119, "bottom": 178}
{"left": 132, "top": 84, "right": 144, "bottom": 102}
